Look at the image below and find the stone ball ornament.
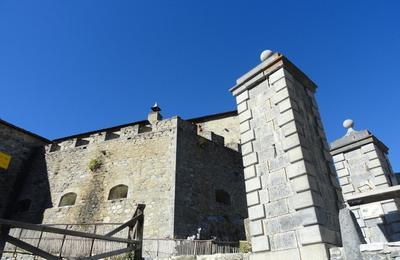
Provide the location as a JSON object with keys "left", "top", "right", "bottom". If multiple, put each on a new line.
{"left": 343, "top": 119, "right": 354, "bottom": 129}
{"left": 260, "top": 50, "right": 273, "bottom": 62}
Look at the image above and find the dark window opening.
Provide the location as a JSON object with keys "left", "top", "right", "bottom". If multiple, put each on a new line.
{"left": 49, "top": 143, "right": 61, "bottom": 152}
{"left": 76, "top": 138, "right": 89, "bottom": 147}
{"left": 215, "top": 189, "right": 231, "bottom": 205}
{"left": 108, "top": 185, "right": 128, "bottom": 200}
{"left": 105, "top": 131, "right": 120, "bottom": 141}
{"left": 16, "top": 199, "right": 31, "bottom": 213}
{"left": 59, "top": 192, "right": 77, "bottom": 207}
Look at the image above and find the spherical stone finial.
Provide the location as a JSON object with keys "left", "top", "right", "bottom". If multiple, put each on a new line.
{"left": 260, "top": 50, "right": 273, "bottom": 62}
{"left": 343, "top": 119, "right": 355, "bottom": 135}
{"left": 343, "top": 119, "right": 354, "bottom": 129}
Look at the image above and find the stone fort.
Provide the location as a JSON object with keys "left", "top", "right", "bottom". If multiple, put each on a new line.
{"left": 1, "top": 50, "right": 400, "bottom": 259}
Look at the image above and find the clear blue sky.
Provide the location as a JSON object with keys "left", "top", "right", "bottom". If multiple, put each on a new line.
{"left": 1, "top": 1, "right": 399, "bottom": 171}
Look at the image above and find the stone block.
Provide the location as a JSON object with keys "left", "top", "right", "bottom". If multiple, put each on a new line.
{"left": 272, "top": 77, "right": 289, "bottom": 92}
{"left": 271, "top": 231, "right": 297, "bottom": 250}
{"left": 277, "top": 214, "right": 298, "bottom": 232}
{"left": 237, "top": 101, "right": 248, "bottom": 114}
{"left": 332, "top": 153, "right": 345, "bottom": 163}
{"left": 344, "top": 149, "right": 362, "bottom": 160}
{"left": 281, "top": 121, "right": 297, "bottom": 137}
{"left": 367, "top": 158, "right": 381, "bottom": 169}
{"left": 269, "top": 183, "right": 292, "bottom": 201}
{"left": 239, "top": 109, "right": 252, "bottom": 123}
{"left": 300, "top": 244, "right": 330, "bottom": 260}
{"left": 272, "top": 88, "right": 289, "bottom": 105}
{"left": 373, "top": 174, "right": 388, "bottom": 186}
{"left": 361, "top": 143, "right": 375, "bottom": 154}
{"left": 290, "top": 190, "right": 322, "bottom": 210}
{"left": 245, "top": 176, "right": 261, "bottom": 192}
{"left": 278, "top": 98, "right": 292, "bottom": 113}
{"left": 338, "top": 177, "right": 349, "bottom": 186}
{"left": 298, "top": 207, "right": 320, "bottom": 226}
{"left": 298, "top": 225, "right": 324, "bottom": 245}
{"left": 236, "top": 90, "right": 249, "bottom": 104}
{"left": 334, "top": 161, "right": 345, "bottom": 170}
{"left": 251, "top": 235, "right": 270, "bottom": 252}
{"left": 265, "top": 200, "right": 289, "bottom": 218}
{"left": 244, "top": 165, "right": 256, "bottom": 180}
{"left": 286, "top": 160, "right": 307, "bottom": 179}
{"left": 269, "top": 68, "right": 285, "bottom": 84}
{"left": 243, "top": 152, "right": 258, "bottom": 167}
{"left": 282, "top": 134, "right": 300, "bottom": 151}
{"left": 241, "top": 129, "right": 255, "bottom": 144}
{"left": 365, "top": 150, "right": 378, "bottom": 160}
{"left": 249, "top": 249, "right": 300, "bottom": 260}
{"left": 240, "top": 120, "right": 250, "bottom": 134}
{"left": 337, "top": 168, "right": 350, "bottom": 178}
{"left": 241, "top": 142, "right": 253, "bottom": 156}
{"left": 287, "top": 146, "right": 304, "bottom": 163}
{"left": 291, "top": 174, "right": 318, "bottom": 192}
{"left": 267, "top": 169, "right": 287, "bottom": 186}
{"left": 341, "top": 184, "right": 354, "bottom": 194}
{"left": 247, "top": 191, "right": 260, "bottom": 207}
{"left": 360, "top": 203, "right": 384, "bottom": 219}
{"left": 382, "top": 201, "right": 398, "bottom": 214}
{"left": 370, "top": 167, "right": 385, "bottom": 177}
{"left": 277, "top": 109, "right": 294, "bottom": 127}
{"left": 248, "top": 204, "right": 265, "bottom": 220}
{"left": 250, "top": 220, "right": 264, "bottom": 236}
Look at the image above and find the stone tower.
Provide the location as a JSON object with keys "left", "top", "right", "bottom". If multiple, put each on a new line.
{"left": 331, "top": 120, "right": 400, "bottom": 243}
{"left": 230, "top": 51, "right": 342, "bottom": 259}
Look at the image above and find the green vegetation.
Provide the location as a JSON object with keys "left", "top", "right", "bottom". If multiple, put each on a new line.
{"left": 88, "top": 158, "right": 102, "bottom": 172}
{"left": 239, "top": 240, "right": 252, "bottom": 253}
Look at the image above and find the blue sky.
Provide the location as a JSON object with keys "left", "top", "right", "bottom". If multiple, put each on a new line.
{"left": 1, "top": 1, "right": 399, "bottom": 171}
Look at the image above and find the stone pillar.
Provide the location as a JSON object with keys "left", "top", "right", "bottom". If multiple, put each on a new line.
{"left": 230, "top": 51, "right": 342, "bottom": 259}
{"left": 331, "top": 120, "right": 400, "bottom": 243}
{"left": 331, "top": 119, "right": 397, "bottom": 198}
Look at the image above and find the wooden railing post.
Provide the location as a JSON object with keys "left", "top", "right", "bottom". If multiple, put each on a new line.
{"left": 133, "top": 204, "right": 145, "bottom": 260}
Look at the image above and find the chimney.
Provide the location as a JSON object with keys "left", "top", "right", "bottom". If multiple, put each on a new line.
{"left": 148, "top": 103, "right": 163, "bottom": 124}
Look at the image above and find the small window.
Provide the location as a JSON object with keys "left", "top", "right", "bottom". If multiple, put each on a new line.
{"left": 76, "top": 138, "right": 89, "bottom": 147}
{"left": 108, "top": 185, "right": 128, "bottom": 200}
{"left": 215, "top": 189, "right": 231, "bottom": 205}
{"left": 16, "top": 199, "right": 31, "bottom": 213}
{"left": 105, "top": 131, "right": 120, "bottom": 141}
{"left": 59, "top": 192, "right": 77, "bottom": 207}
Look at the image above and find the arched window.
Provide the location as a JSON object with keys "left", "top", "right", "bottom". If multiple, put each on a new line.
{"left": 215, "top": 189, "right": 231, "bottom": 205}
{"left": 16, "top": 199, "right": 31, "bottom": 213}
{"left": 108, "top": 185, "right": 128, "bottom": 200}
{"left": 59, "top": 192, "right": 77, "bottom": 207}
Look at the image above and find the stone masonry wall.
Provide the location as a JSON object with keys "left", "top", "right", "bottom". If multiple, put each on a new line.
{"left": 194, "top": 114, "right": 241, "bottom": 148}
{"left": 0, "top": 122, "right": 48, "bottom": 219}
{"left": 333, "top": 142, "right": 396, "bottom": 197}
{"left": 16, "top": 118, "right": 179, "bottom": 239}
{"left": 231, "top": 54, "right": 342, "bottom": 260}
{"left": 174, "top": 118, "right": 247, "bottom": 240}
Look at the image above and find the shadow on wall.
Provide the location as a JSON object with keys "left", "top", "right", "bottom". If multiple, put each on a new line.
{"left": 6, "top": 146, "right": 52, "bottom": 223}
{"left": 376, "top": 211, "right": 400, "bottom": 242}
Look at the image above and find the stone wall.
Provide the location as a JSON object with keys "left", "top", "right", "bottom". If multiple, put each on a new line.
{"left": 330, "top": 242, "right": 400, "bottom": 260}
{"left": 15, "top": 118, "right": 179, "bottom": 238}
{"left": 230, "top": 53, "right": 342, "bottom": 260}
{"left": 192, "top": 112, "right": 240, "bottom": 149}
{"left": 0, "top": 121, "right": 49, "bottom": 219}
{"left": 174, "top": 118, "right": 247, "bottom": 240}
